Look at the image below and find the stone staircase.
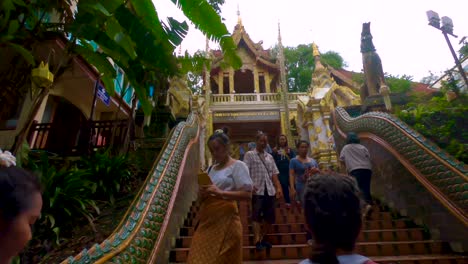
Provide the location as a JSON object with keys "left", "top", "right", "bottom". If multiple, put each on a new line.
{"left": 170, "top": 200, "right": 466, "bottom": 263}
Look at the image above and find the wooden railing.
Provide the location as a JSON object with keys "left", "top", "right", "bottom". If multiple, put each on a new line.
{"left": 210, "top": 92, "right": 307, "bottom": 104}
{"left": 28, "top": 119, "right": 129, "bottom": 155}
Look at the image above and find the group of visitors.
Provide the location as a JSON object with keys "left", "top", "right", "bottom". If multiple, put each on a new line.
{"left": 0, "top": 128, "right": 374, "bottom": 264}
{"left": 187, "top": 129, "right": 376, "bottom": 264}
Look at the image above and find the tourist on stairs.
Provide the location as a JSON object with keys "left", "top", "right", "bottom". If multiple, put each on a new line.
{"left": 339, "top": 132, "right": 374, "bottom": 218}
{"left": 244, "top": 132, "right": 282, "bottom": 251}
{"left": 289, "top": 140, "right": 319, "bottom": 245}
{"left": 187, "top": 128, "right": 253, "bottom": 264}
{"left": 272, "top": 134, "right": 296, "bottom": 209}
{"left": 300, "top": 173, "right": 377, "bottom": 264}
{"left": 0, "top": 150, "right": 42, "bottom": 264}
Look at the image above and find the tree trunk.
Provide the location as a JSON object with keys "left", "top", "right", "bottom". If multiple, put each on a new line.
{"left": 11, "top": 87, "right": 49, "bottom": 154}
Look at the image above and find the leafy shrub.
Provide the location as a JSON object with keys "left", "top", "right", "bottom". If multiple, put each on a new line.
{"left": 396, "top": 94, "right": 468, "bottom": 164}
{"left": 79, "top": 150, "right": 131, "bottom": 204}
{"left": 28, "top": 152, "right": 99, "bottom": 245}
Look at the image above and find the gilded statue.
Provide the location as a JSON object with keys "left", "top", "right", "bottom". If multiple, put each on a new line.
{"left": 166, "top": 77, "right": 192, "bottom": 120}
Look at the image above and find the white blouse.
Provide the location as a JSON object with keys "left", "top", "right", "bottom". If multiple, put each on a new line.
{"left": 209, "top": 160, "right": 253, "bottom": 192}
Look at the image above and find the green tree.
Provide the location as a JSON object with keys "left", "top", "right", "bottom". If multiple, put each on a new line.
{"left": 385, "top": 74, "right": 414, "bottom": 94}
{"left": 321, "top": 50, "right": 348, "bottom": 69}
{"left": 352, "top": 71, "right": 414, "bottom": 94}
{"left": 272, "top": 44, "right": 347, "bottom": 92}
{"left": 1, "top": 0, "right": 240, "bottom": 153}
{"left": 420, "top": 71, "right": 441, "bottom": 85}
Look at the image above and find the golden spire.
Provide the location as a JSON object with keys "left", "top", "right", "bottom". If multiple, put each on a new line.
{"left": 237, "top": 4, "right": 242, "bottom": 25}
{"left": 312, "top": 42, "right": 325, "bottom": 70}
{"left": 312, "top": 42, "right": 320, "bottom": 57}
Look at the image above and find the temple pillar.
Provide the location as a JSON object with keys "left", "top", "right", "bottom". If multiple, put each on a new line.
{"left": 280, "top": 111, "right": 287, "bottom": 136}
{"left": 218, "top": 73, "right": 224, "bottom": 94}
{"left": 206, "top": 111, "right": 214, "bottom": 165}
{"left": 310, "top": 111, "right": 322, "bottom": 157}
{"left": 229, "top": 68, "right": 235, "bottom": 94}
{"left": 265, "top": 71, "right": 271, "bottom": 93}
{"left": 253, "top": 66, "right": 259, "bottom": 93}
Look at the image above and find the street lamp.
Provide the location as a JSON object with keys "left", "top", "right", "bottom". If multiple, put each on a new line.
{"left": 426, "top": 10, "right": 468, "bottom": 89}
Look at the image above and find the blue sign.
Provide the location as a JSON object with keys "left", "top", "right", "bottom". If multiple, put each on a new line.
{"left": 97, "top": 84, "right": 110, "bottom": 106}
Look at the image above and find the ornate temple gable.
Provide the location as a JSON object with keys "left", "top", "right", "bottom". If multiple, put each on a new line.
{"left": 211, "top": 19, "right": 279, "bottom": 71}
{"left": 308, "top": 43, "right": 360, "bottom": 108}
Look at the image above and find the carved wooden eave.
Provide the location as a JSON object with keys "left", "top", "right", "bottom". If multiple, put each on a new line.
{"left": 211, "top": 24, "right": 279, "bottom": 72}
{"left": 329, "top": 67, "right": 360, "bottom": 93}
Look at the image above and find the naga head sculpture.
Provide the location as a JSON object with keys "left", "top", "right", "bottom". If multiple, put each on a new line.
{"left": 360, "top": 22, "right": 376, "bottom": 53}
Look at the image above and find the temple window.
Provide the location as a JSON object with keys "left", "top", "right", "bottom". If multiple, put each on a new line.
{"left": 259, "top": 75, "right": 266, "bottom": 93}
{"left": 234, "top": 70, "right": 254, "bottom": 93}
{"left": 223, "top": 72, "right": 230, "bottom": 94}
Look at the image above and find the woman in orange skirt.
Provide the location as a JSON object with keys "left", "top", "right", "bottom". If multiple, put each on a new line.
{"left": 187, "top": 128, "right": 253, "bottom": 264}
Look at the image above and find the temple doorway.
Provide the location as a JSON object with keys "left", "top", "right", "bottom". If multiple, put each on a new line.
{"left": 234, "top": 70, "right": 254, "bottom": 93}
{"left": 213, "top": 121, "right": 281, "bottom": 160}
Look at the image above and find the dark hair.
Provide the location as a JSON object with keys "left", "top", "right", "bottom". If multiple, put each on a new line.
{"left": 296, "top": 140, "right": 310, "bottom": 149}
{"left": 256, "top": 131, "right": 267, "bottom": 141}
{"left": 303, "top": 173, "right": 362, "bottom": 264}
{"left": 346, "top": 132, "right": 360, "bottom": 144}
{"left": 276, "top": 134, "right": 288, "bottom": 148}
{"left": 0, "top": 167, "right": 41, "bottom": 222}
{"left": 208, "top": 127, "right": 230, "bottom": 146}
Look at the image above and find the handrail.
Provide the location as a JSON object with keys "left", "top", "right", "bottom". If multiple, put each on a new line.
{"left": 333, "top": 107, "right": 467, "bottom": 226}
{"left": 61, "top": 113, "right": 199, "bottom": 264}
{"left": 210, "top": 92, "right": 306, "bottom": 104}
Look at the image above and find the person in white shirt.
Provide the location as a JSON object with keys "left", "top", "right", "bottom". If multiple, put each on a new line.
{"left": 187, "top": 128, "right": 253, "bottom": 263}
{"left": 339, "top": 132, "right": 373, "bottom": 218}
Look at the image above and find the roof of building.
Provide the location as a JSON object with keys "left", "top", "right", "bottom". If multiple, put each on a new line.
{"left": 211, "top": 22, "right": 279, "bottom": 71}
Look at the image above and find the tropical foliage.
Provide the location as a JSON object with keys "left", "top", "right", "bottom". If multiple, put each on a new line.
{"left": 19, "top": 149, "right": 133, "bottom": 248}
{"left": 78, "top": 150, "right": 132, "bottom": 204}
{"left": 395, "top": 80, "right": 468, "bottom": 164}
{"left": 1, "top": 0, "right": 240, "bottom": 153}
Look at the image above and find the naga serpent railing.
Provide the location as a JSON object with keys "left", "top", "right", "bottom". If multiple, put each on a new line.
{"left": 61, "top": 112, "right": 200, "bottom": 264}
{"left": 333, "top": 107, "right": 467, "bottom": 225}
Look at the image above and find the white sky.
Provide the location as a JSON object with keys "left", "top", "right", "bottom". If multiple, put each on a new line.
{"left": 153, "top": 0, "right": 467, "bottom": 81}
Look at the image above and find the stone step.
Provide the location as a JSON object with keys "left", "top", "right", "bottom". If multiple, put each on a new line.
{"left": 187, "top": 205, "right": 388, "bottom": 218}
{"left": 184, "top": 211, "right": 395, "bottom": 226}
{"left": 176, "top": 228, "right": 425, "bottom": 248}
{"left": 179, "top": 219, "right": 413, "bottom": 236}
{"left": 170, "top": 240, "right": 449, "bottom": 262}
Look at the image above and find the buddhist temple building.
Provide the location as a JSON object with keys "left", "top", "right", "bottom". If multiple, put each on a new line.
{"left": 196, "top": 12, "right": 361, "bottom": 167}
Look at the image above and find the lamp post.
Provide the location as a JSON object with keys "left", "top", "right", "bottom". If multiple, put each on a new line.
{"left": 426, "top": 10, "right": 468, "bottom": 89}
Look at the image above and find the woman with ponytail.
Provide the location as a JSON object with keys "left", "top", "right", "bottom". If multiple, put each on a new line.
{"left": 300, "top": 173, "right": 377, "bottom": 264}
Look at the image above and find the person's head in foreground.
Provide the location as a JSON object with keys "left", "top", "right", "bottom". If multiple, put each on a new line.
{"left": 302, "top": 173, "right": 368, "bottom": 264}
{"left": 0, "top": 166, "right": 42, "bottom": 264}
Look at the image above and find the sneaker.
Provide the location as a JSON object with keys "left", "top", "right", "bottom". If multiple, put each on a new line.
{"left": 255, "top": 242, "right": 265, "bottom": 251}
{"left": 261, "top": 240, "right": 272, "bottom": 249}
